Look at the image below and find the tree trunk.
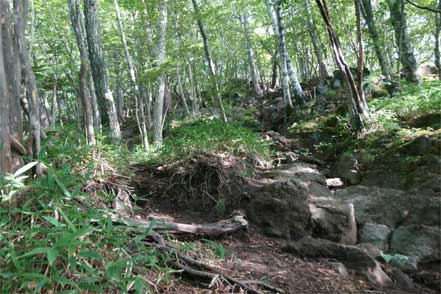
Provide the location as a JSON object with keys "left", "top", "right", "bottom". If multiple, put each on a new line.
{"left": 361, "top": 0, "right": 391, "bottom": 80}
{"left": 241, "top": 14, "right": 263, "bottom": 98}
{"left": 88, "top": 70, "right": 101, "bottom": 130}
{"left": 84, "top": 0, "right": 121, "bottom": 143}
{"left": 0, "top": 10, "right": 11, "bottom": 173}
{"left": 50, "top": 75, "right": 57, "bottom": 128}
{"left": 153, "top": 0, "right": 167, "bottom": 144}
{"left": 191, "top": 0, "right": 227, "bottom": 122}
{"left": 315, "top": 0, "right": 369, "bottom": 131}
{"left": 2, "top": 0, "right": 23, "bottom": 171}
{"left": 387, "top": 0, "right": 419, "bottom": 83}
{"left": 266, "top": 0, "right": 304, "bottom": 105}
{"left": 68, "top": 0, "right": 96, "bottom": 146}
{"left": 14, "top": 0, "right": 41, "bottom": 175}
{"left": 114, "top": 0, "right": 149, "bottom": 149}
{"left": 303, "top": 0, "right": 329, "bottom": 84}
{"left": 435, "top": 0, "right": 441, "bottom": 80}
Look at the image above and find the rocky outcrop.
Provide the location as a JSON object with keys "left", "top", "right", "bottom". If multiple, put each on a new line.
{"left": 359, "top": 223, "right": 392, "bottom": 251}
{"left": 390, "top": 225, "right": 441, "bottom": 264}
{"left": 283, "top": 237, "right": 391, "bottom": 287}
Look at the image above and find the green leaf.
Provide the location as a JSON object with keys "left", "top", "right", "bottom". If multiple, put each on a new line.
{"left": 17, "top": 247, "right": 47, "bottom": 259}
{"left": 47, "top": 248, "right": 58, "bottom": 266}
{"left": 43, "top": 216, "right": 66, "bottom": 228}
{"left": 79, "top": 250, "right": 104, "bottom": 260}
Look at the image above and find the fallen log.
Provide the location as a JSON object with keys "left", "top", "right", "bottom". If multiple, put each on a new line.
{"left": 113, "top": 210, "right": 248, "bottom": 237}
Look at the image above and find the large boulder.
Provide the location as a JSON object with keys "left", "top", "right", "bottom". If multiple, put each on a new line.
{"left": 283, "top": 237, "right": 391, "bottom": 286}
{"left": 332, "top": 152, "right": 361, "bottom": 185}
{"left": 335, "top": 186, "right": 408, "bottom": 228}
{"left": 389, "top": 225, "right": 441, "bottom": 264}
{"left": 244, "top": 177, "right": 311, "bottom": 240}
{"left": 309, "top": 199, "right": 357, "bottom": 245}
{"left": 359, "top": 223, "right": 392, "bottom": 252}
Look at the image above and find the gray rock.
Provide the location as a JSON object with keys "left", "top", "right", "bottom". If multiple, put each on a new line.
{"left": 310, "top": 200, "right": 357, "bottom": 245}
{"left": 332, "top": 153, "right": 361, "bottom": 185}
{"left": 390, "top": 225, "right": 441, "bottom": 264}
{"left": 390, "top": 268, "right": 414, "bottom": 290}
{"left": 335, "top": 185, "right": 407, "bottom": 228}
{"left": 245, "top": 178, "right": 311, "bottom": 240}
{"left": 357, "top": 243, "right": 383, "bottom": 259}
{"left": 283, "top": 237, "right": 392, "bottom": 287}
{"left": 359, "top": 223, "right": 392, "bottom": 251}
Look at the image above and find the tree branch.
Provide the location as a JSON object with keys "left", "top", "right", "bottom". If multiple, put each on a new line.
{"left": 404, "top": 0, "right": 441, "bottom": 14}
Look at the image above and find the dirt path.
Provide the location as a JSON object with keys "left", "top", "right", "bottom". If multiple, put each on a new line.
{"left": 141, "top": 205, "right": 435, "bottom": 294}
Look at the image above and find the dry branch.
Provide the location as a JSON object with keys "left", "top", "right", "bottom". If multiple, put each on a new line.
{"left": 113, "top": 210, "right": 248, "bottom": 237}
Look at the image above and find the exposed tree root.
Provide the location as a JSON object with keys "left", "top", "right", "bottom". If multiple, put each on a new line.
{"left": 113, "top": 210, "right": 248, "bottom": 236}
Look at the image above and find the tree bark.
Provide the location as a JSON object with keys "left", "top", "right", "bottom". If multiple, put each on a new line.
{"left": 68, "top": 0, "right": 96, "bottom": 146}
{"left": 88, "top": 69, "right": 101, "bottom": 130}
{"left": 315, "top": 0, "right": 369, "bottom": 131}
{"left": 0, "top": 7, "right": 11, "bottom": 173}
{"left": 153, "top": 0, "right": 168, "bottom": 144}
{"left": 266, "top": 0, "right": 304, "bottom": 105}
{"left": 435, "top": 0, "right": 441, "bottom": 80}
{"left": 191, "top": 0, "right": 227, "bottom": 122}
{"left": 361, "top": 0, "right": 392, "bottom": 80}
{"left": 2, "top": 0, "right": 22, "bottom": 171}
{"left": 241, "top": 14, "right": 263, "bottom": 98}
{"left": 387, "top": 0, "right": 419, "bottom": 83}
{"left": 14, "top": 0, "right": 41, "bottom": 175}
{"left": 84, "top": 0, "right": 121, "bottom": 143}
{"left": 303, "top": 0, "right": 329, "bottom": 84}
{"left": 114, "top": 0, "right": 149, "bottom": 149}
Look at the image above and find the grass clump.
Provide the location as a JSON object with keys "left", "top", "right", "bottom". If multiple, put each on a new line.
{"left": 134, "top": 117, "right": 273, "bottom": 164}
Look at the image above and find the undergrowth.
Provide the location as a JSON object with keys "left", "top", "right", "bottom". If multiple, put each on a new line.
{"left": 133, "top": 117, "right": 273, "bottom": 164}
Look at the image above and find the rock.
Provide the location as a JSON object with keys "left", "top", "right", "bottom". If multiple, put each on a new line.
{"left": 321, "top": 259, "right": 349, "bottom": 277}
{"left": 326, "top": 178, "right": 344, "bottom": 188}
{"left": 357, "top": 243, "right": 383, "bottom": 259}
{"left": 359, "top": 223, "right": 392, "bottom": 251}
{"left": 409, "top": 113, "right": 441, "bottom": 129}
{"left": 399, "top": 135, "right": 434, "bottom": 156}
{"left": 417, "top": 62, "right": 439, "bottom": 76}
{"left": 283, "top": 237, "right": 392, "bottom": 286}
{"left": 389, "top": 255, "right": 418, "bottom": 271}
{"left": 335, "top": 185, "right": 407, "bottom": 228}
{"left": 332, "top": 152, "right": 361, "bottom": 185}
{"left": 245, "top": 178, "right": 311, "bottom": 240}
{"left": 309, "top": 200, "right": 357, "bottom": 245}
{"left": 390, "top": 268, "right": 414, "bottom": 290}
{"left": 389, "top": 225, "right": 441, "bottom": 264}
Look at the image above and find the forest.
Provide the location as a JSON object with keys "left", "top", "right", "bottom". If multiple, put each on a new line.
{"left": 0, "top": 0, "right": 440, "bottom": 293}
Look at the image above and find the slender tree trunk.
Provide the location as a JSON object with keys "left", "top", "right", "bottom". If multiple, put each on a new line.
{"left": 50, "top": 75, "right": 57, "bottom": 128}
{"left": 68, "top": 0, "right": 96, "bottom": 146}
{"left": 435, "top": 0, "right": 441, "bottom": 80}
{"left": 153, "top": 0, "right": 167, "bottom": 143}
{"left": 361, "top": 0, "right": 391, "bottom": 80}
{"left": 14, "top": 0, "right": 41, "bottom": 175}
{"left": 304, "top": 0, "right": 329, "bottom": 84}
{"left": 315, "top": 0, "right": 369, "bottom": 131}
{"left": 266, "top": 0, "right": 304, "bottom": 105}
{"left": 176, "top": 65, "right": 191, "bottom": 117}
{"left": 355, "top": 0, "right": 368, "bottom": 111}
{"left": 187, "top": 61, "right": 199, "bottom": 117}
{"left": 240, "top": 14, "right": 263, "bottom": 98}
{"left": 84, "top": 0, "right": 121, "bottom": 143}
{"left": 387, "top": 0, "right": 419, "bottom": 83}
{"left": 88, "top": 70, "right": 101, "bottom": 130}
{"left": 191, "top": 0, "right": 227, "bottom": 122}
{"left": 114, "top": 0, "right": 149, "bottom": 149}
{"left": 0, "top": 10, "right": 11, "bottom": 173}
{"left": 2, "top": 0, "right": 23, "bottom": 171}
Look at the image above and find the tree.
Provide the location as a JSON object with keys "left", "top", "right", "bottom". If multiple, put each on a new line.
{"left": 387, "top": 0, "right": 419, "bottom": 83}
{"left": 84, "top": 0, "right": 121, "bottom": 143}
{"left": 14, "top": 0, "right": 42, "bottom": 175}
{"left": 153, "top": 0, "right": 168, "bottom": 144}
{"left": 240, "top": 14, "right": 263, "bottom": 98}
{"left": 114, "top": 0, "right": 148, "bottom": 149}
{"left": 315, "top": 0, "right": 370, "bottom": 131}
{"left": 0, "top": 1, "right": 11, "bottom": 173}
{"left": 435, "top": 0, "right": 441, "bottom": 80}
{"left": 68, "top": 0, "right": 96, "bottom": 146}
{"left": 191, "top": 0, "right": 227, "bottom": 122}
